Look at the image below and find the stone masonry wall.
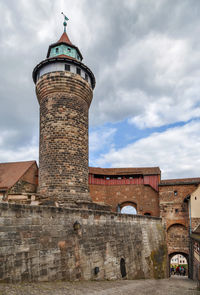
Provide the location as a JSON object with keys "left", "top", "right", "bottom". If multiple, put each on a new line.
{"left": 0, "top": 203, "right": 167, "bottom": 282}
{"left": 9, "top": 180, "right": 36, "bottom": 195}
{"left": 36, "top": 71, "right": 93, "bottom": 203}
{"left": 8, "top": 163, "right": 38, "bottom": 195}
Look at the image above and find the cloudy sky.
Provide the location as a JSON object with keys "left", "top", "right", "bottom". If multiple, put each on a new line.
{"left": 0, "top": 0, "right": 200, "bottom": 179}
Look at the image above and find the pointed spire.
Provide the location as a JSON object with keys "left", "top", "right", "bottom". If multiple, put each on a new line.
{"left": 57, "top": 32, "right": 73, "bottom": 46}
{"left": 46, "top": 14, "right": 83, "bottom": 61}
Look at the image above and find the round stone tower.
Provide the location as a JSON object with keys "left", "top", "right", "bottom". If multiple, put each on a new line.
{"left": 32, "top": 22, "right": 95, "bottom": 205}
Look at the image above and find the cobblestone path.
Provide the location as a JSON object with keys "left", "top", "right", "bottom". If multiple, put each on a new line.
{"left": 0, "top": 276, "right": 199, "bottom": 295}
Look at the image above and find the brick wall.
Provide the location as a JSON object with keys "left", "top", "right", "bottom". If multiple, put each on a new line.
{"left": 159, "top": 184, "right": 197, "bottom": 255}
{"left": 90, "top": 184, "right": 160, "bottom": 216}
{"left": 167, "top": 224, "right": 189, "bottom": 254}
{"left": 35, "top": 71, "right": 93, "bottom": 203}
{"left": 0, "top": 203, "right": 167, "bottom": 282}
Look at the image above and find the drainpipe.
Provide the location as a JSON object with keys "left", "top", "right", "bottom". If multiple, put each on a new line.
{"left": 189, "top": 197, "right": 192, "bottom": 234}
{"left": 184, "top": 195, "right": 191, "bottom": 233}
{"left": 184, "top": 194, "right": 192, "bottom": 278}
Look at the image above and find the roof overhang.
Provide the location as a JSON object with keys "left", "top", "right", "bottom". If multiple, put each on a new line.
{"left": 190, "top": 233, "right": 200, "bottom": 242}
{"left": 46, "top": 42, "right": 83, "bottom": 60}
{"left": 89, "top": 167, "right": 161, "bottom": 176}
{"left": 32, "top": 56, "right": 96, "bottom": 89}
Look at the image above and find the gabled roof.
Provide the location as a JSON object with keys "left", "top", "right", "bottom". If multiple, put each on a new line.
{"left": 89, "top": 167, "right": 161, "bottom": 176}
{"left": 0, "top": 161, "right": 37, "bottom": 190}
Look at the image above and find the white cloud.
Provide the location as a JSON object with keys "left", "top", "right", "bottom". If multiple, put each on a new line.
{"left": 89, "top": 127, "right": 116, "bottom": 153}
{"left": 0, "top": 133, "right": 38, "bottom": 163}
{"left": 0, "top": 0, "right": 200, "bottom": 182}
{"left": 91, "top": 31, "right": 200, "bottom": 128}
{"left": 95, "top": 121, "right": 200, "bottom": 179}
{"left": 89, "top": 127, "right": 117, "bottom": 166}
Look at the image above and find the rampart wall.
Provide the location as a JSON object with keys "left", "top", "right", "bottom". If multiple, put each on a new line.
{"left": 0, "top": 203, "right": 167, "bottom": 282}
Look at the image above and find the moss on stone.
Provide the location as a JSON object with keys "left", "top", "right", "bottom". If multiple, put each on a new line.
{"left": 150, "top": 244, "right": 167, "bottom": 279}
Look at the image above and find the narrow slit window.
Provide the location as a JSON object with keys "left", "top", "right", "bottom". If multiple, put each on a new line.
{"left": 76, "top": 68, "right": 81, "bottom": 75}
{"left": 174, "top": 190, "right": 178, "bottom": 196}
{"left": 65, "top": 64, "right": 70, "bottom": 71}
{"left": 56, "top": 47, "right": 59, "bottom": 53}
{"left": 68, "top": 47, "right": 71, "bottom": 52}
{"left": 85, "top": 73, "right": 88, "bottom": 81}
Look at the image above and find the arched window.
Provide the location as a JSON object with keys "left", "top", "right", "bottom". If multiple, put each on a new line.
{"left": 121, "top": 205, "right": 137, "bottom": 215}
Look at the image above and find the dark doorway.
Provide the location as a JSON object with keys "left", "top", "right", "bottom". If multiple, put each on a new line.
{"left": 120, "top": 258, "right": 126, "bottom": 278}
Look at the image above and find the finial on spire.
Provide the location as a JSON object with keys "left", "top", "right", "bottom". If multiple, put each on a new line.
{"left": 61, "top": 12, "right": 69, "bottom": 32}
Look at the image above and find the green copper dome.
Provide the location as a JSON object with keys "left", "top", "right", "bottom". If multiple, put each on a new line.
{"left": 46, "top": 32, "right": 83, "bottom": 61}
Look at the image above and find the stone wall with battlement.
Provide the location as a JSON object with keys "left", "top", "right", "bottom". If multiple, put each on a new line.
{"left": 0, "top": 202, "right": 167, "bottom": 282}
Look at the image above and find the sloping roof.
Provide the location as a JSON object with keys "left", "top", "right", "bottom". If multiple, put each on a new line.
{"left": 160, "top": 177, "right": 200, "bottom": 186}
{"left": 89, "top": 167, "right": 161, "bottom": 176}
{"left": 57, "top": 32, "right": 73, "bottom": 46}
{"left": 191, "top": 233, "right": 200, "bottom": 242}
{"left": 0, "top": 161, "right": 37, "bottom": 190}
{"left": 46, "top": 32, "right": 83, "bottom": 60}
{"left": 193, "top": 224, "right": 200, "bottom": 234}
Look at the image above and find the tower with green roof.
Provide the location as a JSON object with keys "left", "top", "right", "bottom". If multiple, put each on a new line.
{"left": 32, "top": 18, "right": 95, "bottom": 205}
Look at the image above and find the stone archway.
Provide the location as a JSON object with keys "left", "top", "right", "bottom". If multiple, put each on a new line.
{"left": 169, "top": 252, "right": 189, "bottom": 277}
{"left": 167, "top": 223, "right": 189, "bottom": 253}
{"left": 167, "top": 223, "right": 189, "bottom": 277}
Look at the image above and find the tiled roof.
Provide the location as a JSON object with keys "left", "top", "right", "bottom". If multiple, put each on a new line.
{"left": 160, "top": 177, "right": 200, "bottom": 186}
{"left": 48, "top": 54, "right": 76, "bottom": 60}
{"left": 89, "top": 167, "right": 161, "bottom": 176}
{"left": 0, "top": 161, "right": 37, "bottom": 190}
{"left": 46, "top": 32, "right": 83, "bottom": 61}
{"left": 57, "top": 32, "right": 73, "bottom": 46}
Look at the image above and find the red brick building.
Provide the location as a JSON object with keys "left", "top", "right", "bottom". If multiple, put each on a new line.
{"left": 159, "top": 178, "right": 200, "bottom": 262}
{"left": 88, "top": 167, "right": 200, "bottom": 276}
{"left": 89, "top": 167, "right": 160, "bottom": 216}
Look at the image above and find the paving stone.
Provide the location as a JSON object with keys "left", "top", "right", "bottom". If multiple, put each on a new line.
{"left": 0, "top": 277, "right": 199, "bottom": 295}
